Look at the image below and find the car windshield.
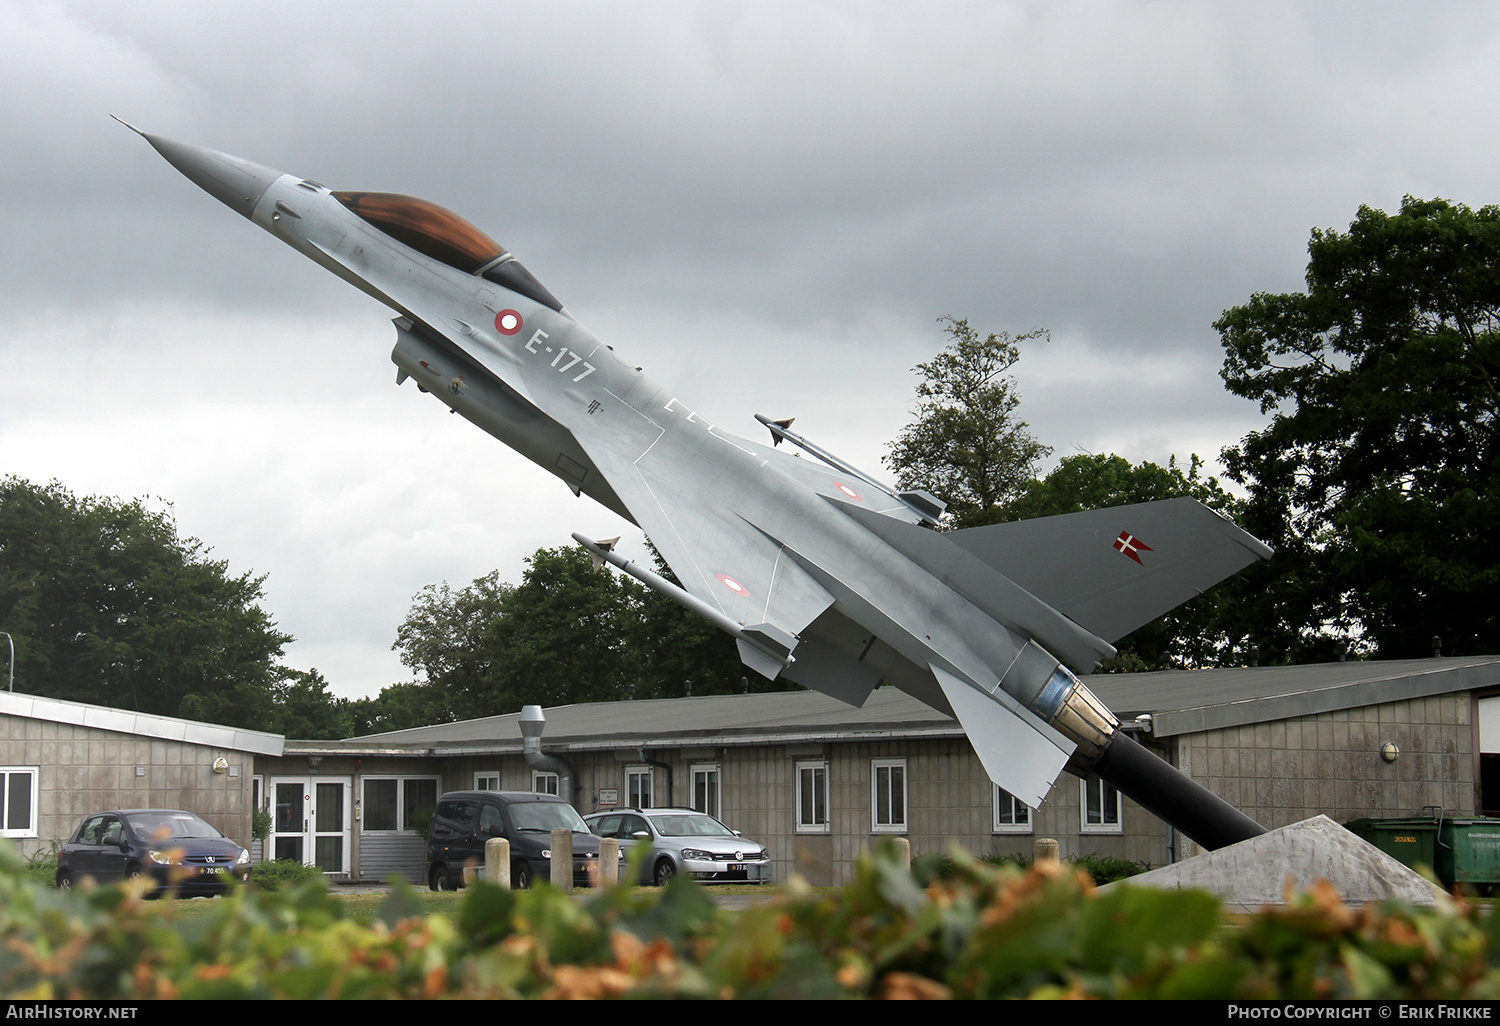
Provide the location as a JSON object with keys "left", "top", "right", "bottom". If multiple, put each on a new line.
{"left": 507, "top": 801, "right": 589, "bottom": 833}
{"left": 125, "top": 811, "right": 222, "bottom": 841}
{"left": 647, "top": 813, "right": 736, "bottom": 838}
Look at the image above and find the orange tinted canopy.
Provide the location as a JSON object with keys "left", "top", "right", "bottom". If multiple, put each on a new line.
{"left": 334, "top": 191, "right": 504, "bottom": 273}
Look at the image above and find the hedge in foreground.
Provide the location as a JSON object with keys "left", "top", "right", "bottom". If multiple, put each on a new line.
{"left": 2, "top": 839, "right": 1498, "bottom": 999}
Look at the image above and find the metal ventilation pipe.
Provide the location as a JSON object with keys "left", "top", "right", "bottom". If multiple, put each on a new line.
{"left": 518, "top": 705, "right": 576, "bottom": 808}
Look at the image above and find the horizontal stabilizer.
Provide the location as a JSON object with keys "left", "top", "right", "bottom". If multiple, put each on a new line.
{"left": 949, "top": 498, "right": 1273, "bottom": 643}
{"left": 931, "top": 663, "right": 1072, "bottom": 808}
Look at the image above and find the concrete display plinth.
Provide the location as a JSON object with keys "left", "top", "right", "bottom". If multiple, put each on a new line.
{"left": 1107, "top": 815, "right": 1444, "bottom": 911}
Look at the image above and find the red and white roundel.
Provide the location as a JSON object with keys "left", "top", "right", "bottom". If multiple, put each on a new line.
{"left": 494, "top": 309, "right": 523, "bottom": 335}
{"left": 716, "top": 573, "right": 750, "bottom": 597}
{"left": 836, "top": 482, "right": 862, "bottom": 500}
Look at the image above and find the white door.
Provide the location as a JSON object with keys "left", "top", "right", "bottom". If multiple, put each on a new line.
{"left": 269, "top": 777, "right": 351, "bottom": 873}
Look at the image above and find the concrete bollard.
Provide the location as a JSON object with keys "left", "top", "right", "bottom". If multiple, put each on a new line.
{"left": 891, "top": 836, "right": 911, "bottom": 870}
{"left": 485, "top": 837, "right": 511, "bottom": 888}
{"left": 1034, "top": 837, "right": 1060, "bottom": 865}
{"left": 599, "top": 837, "right": 620, "bottom": 887}
{"left": 550, "top": 826, "right": 573, "bottom": 892}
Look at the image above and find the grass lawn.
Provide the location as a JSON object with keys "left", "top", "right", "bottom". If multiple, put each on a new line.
{"left": 155, "top": 878, "right": 783, "bottom": 922}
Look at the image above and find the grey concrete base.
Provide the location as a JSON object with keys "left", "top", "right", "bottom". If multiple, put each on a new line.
{"left": 1109, "top": 815, "right": 1443, "bottom": 911}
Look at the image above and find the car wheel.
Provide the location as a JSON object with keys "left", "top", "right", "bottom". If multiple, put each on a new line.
{"left": 429, "top": 864, "right": 453, "bottom": 892}
{"left": 56, "top": 871, "right": 72, "bottom": 891}
{"left": 654, "top": 858, "right": 676, "bottom": 887}
{"left": 512, "top": 861, "right": 533, "bottom": 890}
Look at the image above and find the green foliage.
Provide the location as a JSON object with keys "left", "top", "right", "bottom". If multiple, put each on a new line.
{"left": 948, "top": 850, "right": 1149, "bottom": 886}
{"left": 0, "top": 477, "right": 352, "bottom": 737}
{"left": 23, "top": 853, "right": 57, "bottom": 888}
{"left": 996, "top": 452, "right": 1242, "bottom": 522}
{"left": 270, "top": 667, "right": 353, "bottom": 740}
{"left": 483, "top": 546, "right": 649, "bottom": 708}
{"left": 248, "top": 859, "right": 328, "bottom": 889}
{"left": 3, "top": 839, "right": 1498, "bottom": 999}
{"left": 992, "top": 453, "right": 1256, "bottom": 668}
{"left": 0, "top": 477, "right": 289, "bottom": 723}
{"left": 1069, "top": 852, "right": 1151, "bottom": 885}
{"left": 625, "top": 542, "right": 799, "bottom": 700}
{"left": 407, "top": 807, "right": 434, "bottom": 839}
{"left": 349, "top": 681, "right": 453, "bottom": 736}
{"left": 380, "top": 544, "right": 797, "bottom": 722}
{"left": 383, "top": 570, "right": 512, "bottom": 726}
{"left": 885, "top": 317, "right": 1052, "bottom": 528}
{"left": 1217, "top": 196, "right": 1500, "bottom": 659}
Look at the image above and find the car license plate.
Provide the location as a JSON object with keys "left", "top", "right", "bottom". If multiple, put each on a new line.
{"left": 728, "top": 863, "right": 745, "bottom": 871}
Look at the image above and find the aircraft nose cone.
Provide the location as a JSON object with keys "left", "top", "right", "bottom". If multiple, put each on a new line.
{"left": 140, "top": 133, "right": 283, "bottom": 219}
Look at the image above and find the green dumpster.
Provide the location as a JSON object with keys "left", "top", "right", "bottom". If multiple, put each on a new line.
{"left": 1436, "top": 818, "right": 1500, "bottom": 892}
{"left": 1345, "top": 817, "right": 1440, "bottom": 876}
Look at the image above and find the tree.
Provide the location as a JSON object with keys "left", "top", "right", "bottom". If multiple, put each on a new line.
{"left": 884, "top": 317, "right": 1051, "bottom": 528}
{"left": 0, "top": 477, "right": 294, "bottom": 726}
{"left": 625, "top": 543, "right": 798, "bottom": 699}
{"left": 482, "top": 546, "right": 645, "bottom": 708}
{"left": 994, "top": 453, "right": 1255, "bottom": 670}
{"left": 1216, "top": 196, "right": 1500, "bottom": 659}
{"left": 391, "top": 570, "right": 512, "bottom": 722}
{"left": 348, "top": 681, "right": 451, "bottom": 736}
{"left": 382, "top": 542, "right": 800, "bottom": 723}
{"left": 996, "top": 452, "right": 1242, "bottom": 521}
{"left": 270, "top": 668, "right": 353, "bottom": 741}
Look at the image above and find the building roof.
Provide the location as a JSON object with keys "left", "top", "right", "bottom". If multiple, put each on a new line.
{"left": 281, "top": 656, "right": 1500, "bottom": 757}
{"left": 1086, "top": 655, "right": 1500, "bottom": 736}
{"left": 291, "top": 687, "right": 963, "bottom": 756}
{"left": 0, "top": 690, "right": 285, "bottom": 757}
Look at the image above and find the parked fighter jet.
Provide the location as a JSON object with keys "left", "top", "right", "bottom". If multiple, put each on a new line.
{"left": 123, "top": 121, "right": 1273, "bottom": 849}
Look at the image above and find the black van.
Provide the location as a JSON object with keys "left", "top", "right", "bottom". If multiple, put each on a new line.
{"left": 425, "top": 790, "right": 612, "bottom": 890}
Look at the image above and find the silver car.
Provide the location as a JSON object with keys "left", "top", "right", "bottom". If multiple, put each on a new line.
{"left": 584, "top": 808, "right": 773, "bottom": 886}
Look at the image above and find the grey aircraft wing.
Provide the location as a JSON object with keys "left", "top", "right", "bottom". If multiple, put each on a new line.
{"left": 574, "top": 437, "right": 839, "bottom": 682}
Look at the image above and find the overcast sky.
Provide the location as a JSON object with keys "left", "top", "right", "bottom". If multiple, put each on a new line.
{"left": 3, "top": 1, "right": 1497, "bottom": 699}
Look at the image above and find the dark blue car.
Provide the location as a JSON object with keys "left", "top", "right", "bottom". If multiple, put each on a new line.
{"left": 56, "top": 809, "right": 250, "bottom": 896}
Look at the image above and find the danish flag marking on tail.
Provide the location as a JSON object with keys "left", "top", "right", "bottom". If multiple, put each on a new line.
{"left": 1114, "top": 530, "right": 1152, "bottom": 565}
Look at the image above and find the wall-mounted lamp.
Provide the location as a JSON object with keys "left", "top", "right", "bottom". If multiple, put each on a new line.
{"left": 1380, "top": 742, "right": 1400, "bottom": 763}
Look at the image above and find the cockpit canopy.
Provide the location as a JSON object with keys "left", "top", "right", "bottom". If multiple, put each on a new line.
{"left": 333, "top": 191, "right": 562, "bottom": 312}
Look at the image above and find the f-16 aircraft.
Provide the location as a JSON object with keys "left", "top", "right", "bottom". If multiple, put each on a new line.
{"left": 123, "top": 120, "right": 1273, "bottom": 850}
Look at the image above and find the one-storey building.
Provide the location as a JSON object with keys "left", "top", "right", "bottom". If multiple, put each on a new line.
{"left": 0, "top": 689, "right": 282, "bottom": 861}
{"left": 6, "top": 655, "right": 1500, "bottom": 887}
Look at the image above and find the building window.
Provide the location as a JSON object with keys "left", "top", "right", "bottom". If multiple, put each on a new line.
{"left": 796, "top": 761, "right": 829, "bottom": 833}
{"left": 404, "top": 778, "right": 437, "bottom": 830}
{"left": 627, "top": 767, "right": 653, "bottom": 808}
{"left": 691, "top": 764, "right": 720, "bottom": 818}
{"left": 532, "top": 771, "right": 559, "bottom": 795}
{"left": 871, "top": 758, "right": 907, "bottom": 833}
{"left": 994, "top": 786, "right": 1032, "bottom": 834}
{"left": 0, "top": 768, "right": 37, "bottom": 838}
{"left": 1081, "top": 775, "right": 1122, "bottom": 833}
{"left": 362, "top": 776, "right": 440, "bottom": 832}
{"left": 474, "top": 772, "right": 500, "bottom": 791}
